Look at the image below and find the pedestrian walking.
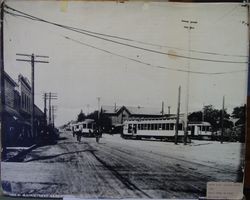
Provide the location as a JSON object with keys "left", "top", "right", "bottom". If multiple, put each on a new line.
{"left": 76, "top": 131, "right": 81, "bottom": 143}
{"left": 95, "top": 128, "right": 101, "bottom": 143}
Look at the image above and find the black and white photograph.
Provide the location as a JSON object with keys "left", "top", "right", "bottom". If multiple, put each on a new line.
{"left": 0, "top": 0, "right": 248, "bottom": 199}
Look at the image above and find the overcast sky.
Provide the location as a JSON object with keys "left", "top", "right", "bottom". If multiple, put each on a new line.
{"left": 4, "top": 0, "right": 248, "bottom": 126}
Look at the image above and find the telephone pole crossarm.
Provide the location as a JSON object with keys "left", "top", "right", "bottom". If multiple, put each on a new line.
{"left": 16, "top": 53, "right": 49, "bottom": 139}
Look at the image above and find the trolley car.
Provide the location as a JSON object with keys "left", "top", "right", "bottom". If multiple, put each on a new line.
{"left": 72, "top": 119, "right": 96, "bottom": 137}
{"left": 188, "top": 122, "right": 212, "bottom": 140}
{"left": 122, "top": 118, "right": 185, "bottom": 140}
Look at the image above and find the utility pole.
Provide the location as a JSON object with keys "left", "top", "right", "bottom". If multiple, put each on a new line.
{"left": 221, "top": 96, "right": 225, "bottom": 144}
{"left": 202, "top": 103, "right": 205, "bottom": 122}
{"left": 97, "top": 97, "right": 101, "bottom": 115}
{"left": 161, "top": 101, "right": 164, "bottom": 116}
{"left": 97, "top": 97, "right": 101, "bottom": 131}
{"left": 245, "top": 1, "right": 250, "bottom": 195}
{"left": 181, "top": 19, "right": 198, "bottom": 145}
{"left": 49, "top": 92, "right": 51, "bottom": 125}
{"left": 52, "top": 106, "right": 54, "bottom": 127}
{"left": 87, "top": 104, "right": 90, "bottom": 115}
{"left": 43, "top": 93, "right": 47, "bottom": 126}
{"left": 43, "top": 92, "right": 57, "bottom": 126}
{"left": 168, "top": 106, "right": 171, "bottom": 115}
{"left": 1, "top": 0, "right": 6, "bottom": 159}
{"left": 16, "top": 53, "right": 49, "bottom": 139}
{"left": 51, "top": 105, "right": 56, "bottom": 128}
{"left": 175, "top": 86, "right": 181, "bottom": 145}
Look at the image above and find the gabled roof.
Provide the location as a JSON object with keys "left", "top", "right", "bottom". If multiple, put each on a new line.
{"left": 102, "top": 105, "right": 163, "bottom": 116}
{"left": 126, "top": 106, "right": 162, "bottom": 116}
{"left": 101, "top": 105, "right": 122, "bottom": 114}
{"left": 4, "top": 72, "right": 18, "bottom": 87}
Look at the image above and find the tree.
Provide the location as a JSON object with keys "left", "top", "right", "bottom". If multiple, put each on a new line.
{"left": 232, "top": 105, "right": 246, "bottom": 126}
{"left": 77, "top": 110, "right": 86, "bottom": 122}
{"left": 87, "top": 110, "right": 98, "bottom": 121}
{"left": 188, "top": 105, "right": 232, "bottom": 132}
{"left": 232, "top": 105, "right": 246, "bottom": 143}
{"left": 87, "top": 110, "right": 112, "bottom": 132}
{"left": 188, "top": 111, "right": 202, "bottom": 122}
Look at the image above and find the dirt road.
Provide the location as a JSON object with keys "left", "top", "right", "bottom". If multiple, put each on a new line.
{"left": 1, "top": 131, "right": 242, "bottom": 198}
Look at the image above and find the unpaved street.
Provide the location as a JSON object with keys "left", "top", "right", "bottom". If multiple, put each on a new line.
{"left": 1, "top": 131, "right": 243, "bottom": 198}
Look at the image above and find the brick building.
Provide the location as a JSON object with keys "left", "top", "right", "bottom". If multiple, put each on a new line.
{"left": 2, "top": 72, "right": 22, "bottom": 146}
{"left": 2, "top": 72, "right": 44, "bottom": 147}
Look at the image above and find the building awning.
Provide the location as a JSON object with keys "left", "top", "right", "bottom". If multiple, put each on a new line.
{"left": 4, "top": 106, "right": 22, "bottom": 119}
{"left": 3, "top": 106, "right": 31, "bottom": 126}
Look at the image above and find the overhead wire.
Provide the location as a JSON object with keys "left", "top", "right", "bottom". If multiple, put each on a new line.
{"left": 4, "top": 5, "right": 248, "bottom": 64}
{"left": 63, "top": 35, "right": 247, "bottom": 75}
{"left": 5, "top": 5, "right": 246, "bottom": 58}
{"left": 4, "top": 6, "right": 247, "bottom": 75}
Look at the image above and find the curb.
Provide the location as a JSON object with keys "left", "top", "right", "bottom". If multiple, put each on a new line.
{"left": 3, "top": 144, "right": 38, "bottom": 162}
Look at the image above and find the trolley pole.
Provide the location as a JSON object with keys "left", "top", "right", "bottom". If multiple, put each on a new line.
{"left": 175, "top": 86, "right": 181, "bottom": 145}
{"left": 181, "top": 19, "right": 198, "bottom": 145}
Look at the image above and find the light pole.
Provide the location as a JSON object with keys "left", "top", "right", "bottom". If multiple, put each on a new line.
{"left": 181, "top": 19, "right": 198, "bottom": 145}
{"left": 97, "top": 97, "right": 101, "bottom": 131}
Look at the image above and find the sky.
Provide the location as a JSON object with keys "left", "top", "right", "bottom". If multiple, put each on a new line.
{"left": 3, "top": 0, "right": 249, "bottom": 126}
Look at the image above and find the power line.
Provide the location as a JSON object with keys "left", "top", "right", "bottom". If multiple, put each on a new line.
{"left": 63, "top": 35, "right": 247, "bottom": 75}
{"left": 6, "top": 9, "right": 246, "bottom": 58}
{"left": 5, "top": 6, "right": 246, "bottom": 58}
{"left": 4, "top": 5, "right": 248, "bottom": 64}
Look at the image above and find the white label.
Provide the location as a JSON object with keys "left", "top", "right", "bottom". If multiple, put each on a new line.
{"left": 207, "top": 182, "right": 243, "bottom": 200}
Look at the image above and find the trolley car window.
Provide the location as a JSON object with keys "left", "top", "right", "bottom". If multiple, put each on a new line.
{"left": 152, "top": 124, "right": 155, "bottom": 130}
{"left": 133, "top": 124, "right": 137, "bottom": 133}
{"left": 83, "top": 124, "right": 86, "bottom": 129}
{"left": 87, "top": 123, "right": 92, "bottom": 129}
{"left": 128, "top": 124, "right": 133, "bottom": 133}
{"left": 150, "top": 124, "right": 153, "bottom": 130}
{"left": 178, "top": 124, "right": 183, "bottom": 130}
{"left": 170, "top": 124, "right": 174, "bottom": 130}
{"left": 156, "top": 124, "right": 159, "bottom": 130}
{"left": 162, "top": 123, "right": 166, "bottom": 130}
{"left": 159, "top": 123, "right": 162, "bottom": 130}
{"left": 166, "top": 123, "right": 169, "bottom": 130}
